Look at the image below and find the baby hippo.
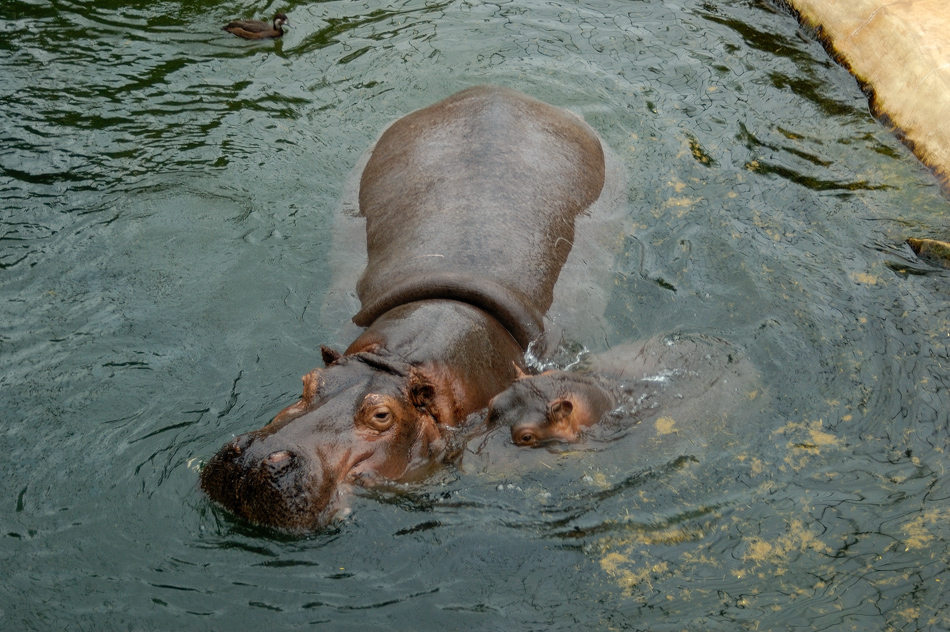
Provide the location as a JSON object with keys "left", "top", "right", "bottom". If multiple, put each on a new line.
{"left": 485, "top": 333, "right": 755, "bottom": 447}
{"left": 485, "top": 369, "right": 616, "bottom": 446}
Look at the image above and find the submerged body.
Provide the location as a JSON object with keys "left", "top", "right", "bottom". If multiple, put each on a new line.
{"left": 486, "top": 333, "right": 757, "bottom": 447}
{"left": 200, "top": 86, "right": 606, "bottom": 530}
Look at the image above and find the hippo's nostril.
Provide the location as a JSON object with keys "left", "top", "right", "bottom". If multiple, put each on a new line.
{"left": 266, "top": 450, "right": 292, "bottom": 464}
{"left": 264, "top": 450, "right": 296, "bottom": 474}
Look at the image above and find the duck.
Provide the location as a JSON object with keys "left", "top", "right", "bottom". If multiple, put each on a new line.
{"left": 222, "top": 13, "right": 289, "bottom": 39}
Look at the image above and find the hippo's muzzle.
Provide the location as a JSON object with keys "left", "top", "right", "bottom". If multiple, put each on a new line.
{"left": 201, "top": 431, "right": 346, "bottom": 531}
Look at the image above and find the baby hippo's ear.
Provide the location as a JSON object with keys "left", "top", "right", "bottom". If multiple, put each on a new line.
{"left": 549, "top": 398, "right": 574, "bottom": 422}
{"left": 321, "top": 345, "right": 342, "bottom": 366}
{"left": 512, "top": 362, "right": 528, "bottom": 380}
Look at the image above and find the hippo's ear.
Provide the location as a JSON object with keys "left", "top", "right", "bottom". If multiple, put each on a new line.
{"left": 273, "top": 369, "right": 322, "bottom": 424}
{"left": 301, "top": 368, "right": 323, "bottom": 406}
{"left": 549, "top": 398, "right": 574, "bottom": 422}
{"left": 321, "top": 345, "right": 342, "bottom": 366}
{"left": 408, "top": 373, "right": 436, "bottom": 410}
{"left": 512, "top": 362, "right": 529, "bottom": 380}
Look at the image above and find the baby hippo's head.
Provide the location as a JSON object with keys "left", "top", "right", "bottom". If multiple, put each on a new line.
{"left": 486, "top": 370, "right": 616, "bottom": 446}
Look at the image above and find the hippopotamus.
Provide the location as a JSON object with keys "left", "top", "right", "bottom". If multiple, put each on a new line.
{"left": 200, "top": 86, "right": 607, "bottom": 530}
{"left": 486, "top": 367, "right": 615, "bottom": 446}
{"left": 485, "top": 333, "right": 756, "bottom": 447}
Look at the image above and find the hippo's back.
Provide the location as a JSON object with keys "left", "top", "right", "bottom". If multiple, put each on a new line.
{"left": 354, "top": 86, "right": 606, "bottom": 348}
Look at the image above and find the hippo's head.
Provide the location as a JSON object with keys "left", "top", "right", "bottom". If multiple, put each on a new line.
{"left": 485, "top": 370, "right": 616, "bottom": 447}
{"left": 200, "top": 346, "right": 449, "bottom": 531}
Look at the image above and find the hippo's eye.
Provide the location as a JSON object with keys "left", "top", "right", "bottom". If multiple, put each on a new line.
{"left": 366, "top": 406, "right": 394, "bottom": 432}
{"left": 513, "top": 430, "right": 537, "bottom": 446}
{"left": 358, "top": 395, "right": 397, "bottom": 433}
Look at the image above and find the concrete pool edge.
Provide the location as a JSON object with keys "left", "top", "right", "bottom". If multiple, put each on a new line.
{"left": 783, "top": 0, "right": 950, "bottom": 191}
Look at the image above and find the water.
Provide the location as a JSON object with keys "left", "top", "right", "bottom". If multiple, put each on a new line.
{"left": 2, "top": 0, "right": 949, "bottom": 629}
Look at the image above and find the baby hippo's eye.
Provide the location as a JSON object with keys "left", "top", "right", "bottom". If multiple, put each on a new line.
{"left": 512, "top": 428, "right": 538, "bottom": 446}
{"left": 367, "top": 406, "right": 394, "bottom": 431}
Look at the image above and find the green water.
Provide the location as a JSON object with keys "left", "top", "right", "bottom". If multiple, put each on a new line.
{"left": 2, "top": 0, "right": 949, "bottom": 629}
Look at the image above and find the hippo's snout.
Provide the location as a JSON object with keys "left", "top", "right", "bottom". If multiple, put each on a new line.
{"left": 200, "top": 433, "right": 339, "bottom": 531}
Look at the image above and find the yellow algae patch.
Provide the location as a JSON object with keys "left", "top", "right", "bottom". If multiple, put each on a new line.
{"left": 783, "top": 451, "right": 815, "bottom": 472}
{"left": 774, "top": 419, "right": 842, "bottom": 454}
{"left": 900, "top": 508, "right": 950, "bottom": 550}
{"left": 584, "top": 471, "right": 611, "bottom": 489}
{"left": 745, "top": 539, "right": 774, "bottom": 561}
{"left": 664, "top": 196, "right": 702, "bottom": 208}
{"left": 600, "top": 553, "right": 662, "bottom": 593}
{"left": 668, "top": 176, "right": 687, "bottom": 193}
{"left": 897, "top": 607, "right": 922, "bottom": 625}
{"left": 659, "top": 195, "right": 703, "bottom": 220}
{"left": 735, "top": 454, "right": 767, "bottom": 476}
{"left": 748, "top": 457, "right": 766, "bottom": 476}
{"left": 679, "top": 550, "right": 724, "bottom": 569}
{"left": 597, "top": 516, "right": 713, "bottom": 552}
{"left": 903, "top": 518, "right": 934, "bottom": 550}
{"left": 621, "top": 526, "right": 704, "bottom": 548}
{"left": 742, "top": 519, "right": 833, "bottom": 565}
{"left": 772, "top": 419, "right": 841, "bottom": 471}
{"left": 808, "top": 428, "right": 840, "bottom": 447}
{"left": 594, "top": 519, "right": 718, "bottom": 595}
{"left": 849, "top": 271, "right": 880, "bottom": 285}
{"left": 655, "top": 417, "right": 677, "bottom": 435}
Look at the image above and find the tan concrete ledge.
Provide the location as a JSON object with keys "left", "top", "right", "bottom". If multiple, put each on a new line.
{"left": 786, "top": 0, "right": 950, "bottom": 188}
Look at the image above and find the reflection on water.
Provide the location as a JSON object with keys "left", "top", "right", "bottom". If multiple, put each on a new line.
{"left": 2, "top": 0, "right": 949, "bottom": 629}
